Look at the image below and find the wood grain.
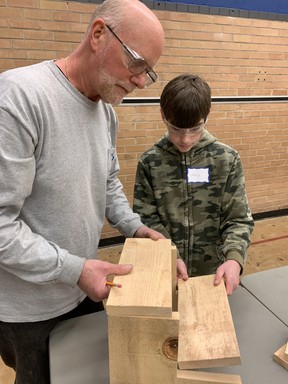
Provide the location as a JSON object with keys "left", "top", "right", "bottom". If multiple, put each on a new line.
{"left": 177, "top": 369, "right": 242, "bottom": 383}
{"left": 171, "top": 245, "right": 178, "bottom": 311}
{"left": 177, "top": 275, "right": 241, "bottom": 369}
{"left": 108, "top": 312, "right": 179, "bottom": 384}
{"left": 106, "top": 238, "right": 172, "bottom": 317}
{"left": 273, "top": 343, "right": 288, "bottom": 370}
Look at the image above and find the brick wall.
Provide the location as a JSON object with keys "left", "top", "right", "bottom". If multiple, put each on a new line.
{"left": 0, "top": 1, "right": 287, "bottom": 239}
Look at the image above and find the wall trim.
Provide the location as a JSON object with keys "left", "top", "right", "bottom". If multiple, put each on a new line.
{"left": 70, "top": 0, "right": 288, "bottom": 22}
{"left": 99, "top": 209, "right": 288, "bottom": 248}
{"left": 121, "top": 96, "right": 288, "bottom": 106}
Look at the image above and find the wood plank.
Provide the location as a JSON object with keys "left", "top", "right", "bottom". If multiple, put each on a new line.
{"left": 177, "top": 275, "right": 241, "bottom": 369}
{"left": 177, "top": 370, "right": 242, "bottom": 384}
{"left": 171, "top": 245, "right": 178, "bottom": 311}
{"left": 285, "top": 341, "right": 288, "bottom": 357}
{"left": 273, "top": 343, "right": 288, "bottom": 370}
{"left": 108, "top": 312, "right": 179, "bottom": 384}
{"left": 106, "top": 238, "right": 173, "bottom": 317}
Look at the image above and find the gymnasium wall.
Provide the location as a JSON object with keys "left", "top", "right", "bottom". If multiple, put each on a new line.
{"left": 157, "top": 0, "right": 288, "bottom": 16}
{"left": 0, "top": 0, "right": 287, "bottom": 239}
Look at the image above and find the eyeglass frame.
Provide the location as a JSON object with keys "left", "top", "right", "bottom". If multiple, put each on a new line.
{"left": 163, "top": 117, "right": 207, "bottom": 136}
{"left": 105, "top": 24, "right": 158, "bottom": 86}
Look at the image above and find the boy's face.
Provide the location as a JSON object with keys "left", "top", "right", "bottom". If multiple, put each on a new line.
{"left": 165, "top": 119, "right": 205, "bottom": 153}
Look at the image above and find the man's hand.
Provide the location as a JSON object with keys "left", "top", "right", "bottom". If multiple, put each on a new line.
{"left": 214, "top": 260, "right": 241, "bottom": 295}
{"left": 77, "top": 259, "right": 133, "bottom": 302}
{"left": 133, "top": 225, "right": 166, "bottom": 240}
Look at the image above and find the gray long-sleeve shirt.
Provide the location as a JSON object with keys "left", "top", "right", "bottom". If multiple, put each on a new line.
{"left": 0, "top": 60, "right": 142, "bottom": 322}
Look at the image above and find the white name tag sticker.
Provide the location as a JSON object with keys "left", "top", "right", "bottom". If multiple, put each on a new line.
{"left": 187, "top": 168, "right": 209, "bottom": 183}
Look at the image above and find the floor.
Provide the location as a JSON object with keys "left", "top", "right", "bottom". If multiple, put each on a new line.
{"left": 1, "top": 216, "right": 287, "bottom": 384}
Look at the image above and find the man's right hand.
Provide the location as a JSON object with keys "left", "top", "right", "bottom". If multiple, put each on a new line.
{"left": 77, "top": 259, "right": 133, "bottom": 302}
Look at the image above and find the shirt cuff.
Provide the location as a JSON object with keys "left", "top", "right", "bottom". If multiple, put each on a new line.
{"left": 225, "top": 250, "right": 244, "bottom": 275}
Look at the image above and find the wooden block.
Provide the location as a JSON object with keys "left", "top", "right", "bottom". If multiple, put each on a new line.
{"left": 285, "top": 341, "right": 288, "bottom": 357}
{"left": 106, "top": 238, "right": 172, "bottom": 317}
{"left": 273, "top": 343, "right": 288, "bottom": 370}
{"left": 177, "top": 275, "right": 241, "bottom": 369}
{"left": 108, "top": 312, "right": 179, "bottom": 384}
{"left": 171, "top": 245, "right": 178, "bottom": 311}
{"left": 177, "top": 370, "right": 242, "bottom": 384}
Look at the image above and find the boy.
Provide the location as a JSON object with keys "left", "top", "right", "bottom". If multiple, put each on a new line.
{"left": 133, "top": 73, "right": 254, "bottom": 295}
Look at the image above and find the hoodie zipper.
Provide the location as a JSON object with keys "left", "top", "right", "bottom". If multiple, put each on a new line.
{"left": 183, "top": 153, "right": 192, "bottom": 272}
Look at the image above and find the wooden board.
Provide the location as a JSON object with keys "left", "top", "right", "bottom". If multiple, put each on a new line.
{"left": 177, "top": 275, "right": 241, "bottom": 369}
{"left": 171, "top": 245, "right": 178, "bottom": 311}
{"left": 285, "top": 342, "right": 288, "bottom": 357}
{"left": 108, "top": 312, "right": 179, "bottom": 384}
{"left": 177, "top": 370, "right": 242, "bottom": 384}
{"left": 106, "top": 238, "right": 173, "bottom": 317}
{"left": 273, "top": 343, "right": 288, "bottom": 370}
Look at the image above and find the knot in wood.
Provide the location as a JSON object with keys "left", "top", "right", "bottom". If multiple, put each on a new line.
{"left": 162, "top": 337, "right": 178, "bottom": 360}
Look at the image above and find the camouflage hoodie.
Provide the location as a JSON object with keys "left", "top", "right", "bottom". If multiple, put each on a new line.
{"left": 133, "top": 130, "right": 254, "bottom": 277}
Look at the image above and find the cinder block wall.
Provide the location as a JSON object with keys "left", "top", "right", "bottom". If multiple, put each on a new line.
{"left": 1, "top": 1, "right": 287, "bottom": 239}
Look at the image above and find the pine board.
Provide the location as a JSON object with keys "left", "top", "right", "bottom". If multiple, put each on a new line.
{"left": 171, "top": 245, "right": 178, "bottom": 311}
{"left": 177, "top": 275, "right": 241, "bottom": 369}
{"left": 108, "top": 312, "right": 179, "bottom": 384}
{"left": 106, "top": 238, "right": 172, "bottom": 317}
{"left": 273, "top": 343, "right": 288, "bottom": 370}
{"left": 177, "top": 370, "right": 242, "bottom": 384}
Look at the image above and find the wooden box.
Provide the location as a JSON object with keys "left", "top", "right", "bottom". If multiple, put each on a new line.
{"left": 106, "top": 239, "right": 241, "bottom": 384}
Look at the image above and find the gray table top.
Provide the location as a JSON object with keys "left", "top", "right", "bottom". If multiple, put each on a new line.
{"left": 204, "top": 285, "right": 288, "bottom": 383}
{"left": 241, "top": 265, "right": 288, "bottom": 326}
{"left": 49, "top": 311, "right": 109, "bottom": 384}
{"left": 49, "top": 280, "right": 288, "bottom": 384}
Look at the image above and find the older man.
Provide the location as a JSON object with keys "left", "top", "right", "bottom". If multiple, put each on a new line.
{"left": 0, "top": 1, "right": 188, "bottom": 383}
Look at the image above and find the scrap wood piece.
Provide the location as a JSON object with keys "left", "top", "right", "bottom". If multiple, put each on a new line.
{"left": 106, "top": 238, "right": 173, "bottom": 317}
{"left": 285, "top": 341, "right": 288, "bottom": 357}
{"left": 273, "top": 343, "right": 288, "bottom": 370}
{"left": 177, "top": 275, "right": 241, "bottom": 369}
{"left": 177, "top": 370, "right": 242, "bottom": 384}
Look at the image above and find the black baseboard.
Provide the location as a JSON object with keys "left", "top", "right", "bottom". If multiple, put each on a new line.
{"left": 252, "top": 208, "right": 288, "bottom": 221}
{"left": 98, "top": 209, "right": 288, "bottom": 248}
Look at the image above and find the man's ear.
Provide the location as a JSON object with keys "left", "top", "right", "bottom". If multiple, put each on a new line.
{"left": 90, "top": 18, "right": 106, "bottom": 45}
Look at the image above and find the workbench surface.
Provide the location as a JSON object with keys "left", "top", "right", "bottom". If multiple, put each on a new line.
{"left": 49, "top": 267, "right": 288, "bottom": 384}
